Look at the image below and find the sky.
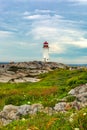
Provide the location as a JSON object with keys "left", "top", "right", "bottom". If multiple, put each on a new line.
{"left": 0, "top": 0, "right": 87, "bottom": 64}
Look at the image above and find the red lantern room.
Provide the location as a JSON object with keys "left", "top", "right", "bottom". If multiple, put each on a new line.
{"left": 43, "top": 41, "right": 49, "bottom": 48}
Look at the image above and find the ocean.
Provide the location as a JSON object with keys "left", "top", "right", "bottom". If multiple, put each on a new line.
{"left": 0, "top": 62, "right": 87, "bottom": 67}
{"left": 0, "top": 62, "right": 9, "bottom": 64}
{"left": 67, "top": 64, "right": 87, "bottom": 67}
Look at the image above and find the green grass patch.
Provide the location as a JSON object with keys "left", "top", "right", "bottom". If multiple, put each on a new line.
{"left": 0, "top": 68, "right": 87, "bottom": 109}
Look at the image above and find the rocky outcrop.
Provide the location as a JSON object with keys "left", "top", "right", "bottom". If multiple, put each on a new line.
{"left": 0, "top": 104, "right": 44, "bottom": 126}
{"left": 54, "top": 84, "right": 87, "bottom": 112}
{"left": 0, "top": 61, "right": 68, "bottom": 83}
{"left": 1, "top": 84, "right": 87, "bottom": 126}
{"left": 68, "top": 84, "right": 87, "bottom": 108}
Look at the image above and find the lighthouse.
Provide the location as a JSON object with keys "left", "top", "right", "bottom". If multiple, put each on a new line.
{"left": 43, "top": 41, "right": 49, "bottom": 62}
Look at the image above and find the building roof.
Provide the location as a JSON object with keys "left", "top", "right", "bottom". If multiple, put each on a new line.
{"left": 43, "top": 41, "right": 49, "bottom": 48}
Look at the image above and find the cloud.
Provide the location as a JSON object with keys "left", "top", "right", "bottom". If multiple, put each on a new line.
{"left": 69, "top": 0, "right": 87, "bottom": 2}
{"left": 30, "top": 18, "right": 86, "bottom": 40}
{"left": 0, "top": 31, "right": 13, "bottom": 37}
{"left": 27, "top": 11, "right": 87, "bottom": 55}
{"left": 66, "top": 0, "right": 87, "bottom": 4}
{"left": 16, "top": 42, "right": 37, "bottom": 49}
{"left": 31, "top": 26, "right": 58, "bottom": 39}
{"left": 49, "top": 43, "right": 66, "bottom": 54}
{"left": 23, "top": 9, "right": 63, "bottom": 20}
{"left": 24, "top": 14, "right": 47, "bottom": 20}
{"left": 24, "top": 14, "right": 62, "bottom": 20}
{"left": 23, "top": 11, "right": 30, "bottom": 15}
{"left": 75, "top": 38, "right": 87, "bottom": 48}
{"left": 34, "top": 9, "right": 55, "bottom": 14}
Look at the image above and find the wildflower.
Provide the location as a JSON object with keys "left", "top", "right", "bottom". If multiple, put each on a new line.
{"left": 74, "top": 128, "right": 80, "bottom": 130}
{"left": 27, "top": 101, "right": 31, "bottom": 104}
{"left": 83, "top": 113, "right": 86, "bottom": 116}
{"left": 69, "top": 117, "right": 73, "bottom": 122}
{"left": 70, "top": 113, "right": 75, "bottom": 118}
{"left": 22, "top": 118, "right": 26, "bottom": 121}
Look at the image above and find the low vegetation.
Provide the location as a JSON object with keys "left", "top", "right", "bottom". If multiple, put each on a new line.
{"left": 1, "top": 107, "right": 87, "bottom": 130}
{"left": 0, "top": 68, "right": 87, "bottom": 129}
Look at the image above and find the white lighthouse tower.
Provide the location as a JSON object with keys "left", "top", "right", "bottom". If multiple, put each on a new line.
{"left": 43, "top": 41, "right": 49, "bottom": 62}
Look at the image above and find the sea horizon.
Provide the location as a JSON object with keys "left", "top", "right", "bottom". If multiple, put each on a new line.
{"left": 67, "top": 64, "right": 87, "bottom": 67}
{"left": 0, "top": 61, "right": 87, "bottom": 67}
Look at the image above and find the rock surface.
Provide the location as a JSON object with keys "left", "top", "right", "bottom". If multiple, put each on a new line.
{"left": 68, "top": 84, "right": 87, "bottom": 105}
{"left": 0, "top": 61, "right": 68, "bottom": 83}
{"left": 0, "top": 104, "right": 44, "bottom": 126}
{"left": 54, "top": 84, "right": 87, "bottom": 112}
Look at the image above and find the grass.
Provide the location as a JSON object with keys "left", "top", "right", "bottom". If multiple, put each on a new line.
{"left": 0, "top": 68, "right": 87, "bottom": 109}
{"left": 0, "top": 68, "right": 87, "bottom": 129}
